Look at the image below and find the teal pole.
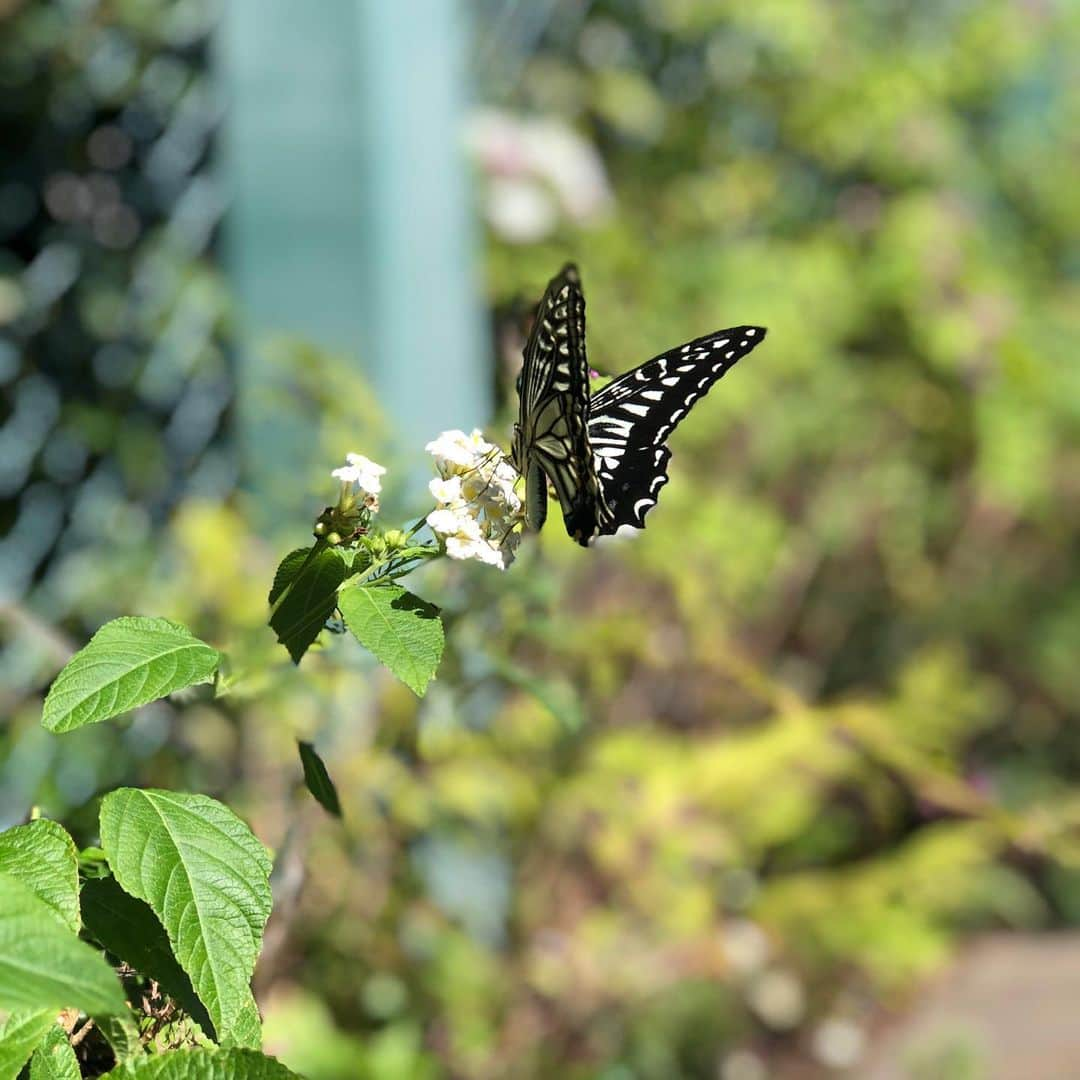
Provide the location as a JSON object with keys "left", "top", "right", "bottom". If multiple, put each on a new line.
{"left": 219, "top": 0, "right": 487, "bottom": 522}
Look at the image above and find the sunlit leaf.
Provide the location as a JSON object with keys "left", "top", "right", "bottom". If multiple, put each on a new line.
{"left": 0, "top": 873, "right": 125, "bottom": 1017}
{"left": 99, "top": 790, "right": 271, "bottom": 1049}
{"left": 0, "top": 820, "right": 79, "bottom": 933}
{"left": 338, "top": 583, "right": 444, "bottom": 697}
{"left": 0, "top": 1011, "right": 56, "bottom": 1080}
{"left": 42, "top": 618, "right": 220, "bottom": 733}
{"left": 29, "top": 1024, "right": 79, "bottom": 1080}
{"left": 102, "top": 1048, "right": 301, "bottom": 1079}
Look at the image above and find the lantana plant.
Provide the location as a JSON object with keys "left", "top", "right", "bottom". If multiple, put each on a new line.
{"left": 268, "top": 429, "right": 525, "bottom": 695}
{"left": 10, "top": 428, "right": 526, "bottom": 1073}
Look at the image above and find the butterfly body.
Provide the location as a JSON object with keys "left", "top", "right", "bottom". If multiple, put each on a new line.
{"left": 513, "top": 263, "right": 766, "bottom": 546}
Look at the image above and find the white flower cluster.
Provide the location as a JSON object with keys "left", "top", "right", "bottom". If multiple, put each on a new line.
{"left": 331, "top": 452, "right": 385, "bottom": 510}
{"left": 425, "top": 429, "right": 523, "bottom": 569}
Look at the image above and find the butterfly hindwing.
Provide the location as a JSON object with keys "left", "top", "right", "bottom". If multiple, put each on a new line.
{"left": 587, "top": 326, "right": 767, "bottom": 534}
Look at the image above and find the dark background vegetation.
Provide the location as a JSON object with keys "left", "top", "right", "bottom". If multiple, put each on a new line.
{"left": 2, "top": 1, "right": 1079, "bottom": 1076}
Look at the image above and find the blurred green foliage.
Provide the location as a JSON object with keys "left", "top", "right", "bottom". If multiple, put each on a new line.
{"left": 4, "top": 0, "right": 1080, "bottom": 1077}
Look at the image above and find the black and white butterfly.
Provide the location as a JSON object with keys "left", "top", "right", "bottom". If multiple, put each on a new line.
{"left": 511, "top": 263, "right": 766, "bottom": 546}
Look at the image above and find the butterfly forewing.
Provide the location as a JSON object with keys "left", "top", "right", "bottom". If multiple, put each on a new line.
{"left": 587, "top": 325, "right": 767, "bottom": 534}
{"left": 513, "top": 264, "right": 606, "bottom": 542}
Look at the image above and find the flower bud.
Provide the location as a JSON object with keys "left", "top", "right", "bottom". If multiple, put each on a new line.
{"left": 384, "top": 529, "right": 408, "bottom": 551}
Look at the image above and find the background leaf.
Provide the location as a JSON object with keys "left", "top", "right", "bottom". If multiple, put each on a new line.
{"left": 99, "top": 790, "right": 272, "bottom": 1049}
{"left": 296, "top": 741, "right": 342, "bottom": 818}
{"left": 0, "top": 820, "right": 80, "bottom": 933}
{"left": 102, "top": 1047, "right": 300, "bottom": 1079}
{"left": 42, "top": 618, "right": 220, "bottom": 734}
{"left": 81, "top": 876, "right": 215, "bottom": 1038}
{"left": 268, "top": 546, "right": 349, "bottom": 664}
{"left": 338, "top": 584, "right": 444, "bottom": 696}
{"left": 0, "top": 873, "right": 126, "bottom": 1017}
{"left": 0, "top": 1012, "right": 56, "bottom": 1080}
{"left": 29, "top": 1024, "right": 79, "bottom": 1080}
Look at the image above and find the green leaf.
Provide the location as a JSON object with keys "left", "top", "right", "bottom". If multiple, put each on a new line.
{"left": 338, "top": 584, "right": 444, "bottom": 696}
{"left": 81, "top": 877, "right": 215, "bottom": 1038}
{"left": 267, "top": 547, "right": 311, "bottom": 606}
{"left": 98, "top": 790, "right": 272, "bottom": 1049}
{"left": 0, "top": 820, "right": 80, "bottom": 933}
{"left": 0, "top": 1011, "right": 56, "bottom": 1080}
{"left": 297, "top": 741, "right": 342, "bottom": 818}
{"left": 269, "top": 546, "right": 348, "bottom": 664}
{"left": 102, "top": 1047, "right": 301, "bottom": 1079}
{"left": 0, "top": 873, "right": 126, "bottom": 1017}
{"left": 42, "top": 617, "right": 220, "bottom": 734}
{"left": 29, "top": 1024, "right": 79, "bottom": 1080}
{"left": 95, "top": 1014, "right": 142, "bottom": 1066}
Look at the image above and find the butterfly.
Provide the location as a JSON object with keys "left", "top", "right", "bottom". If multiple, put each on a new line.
{"left": 511, "top": 263, "right": 766, "bottom": 546}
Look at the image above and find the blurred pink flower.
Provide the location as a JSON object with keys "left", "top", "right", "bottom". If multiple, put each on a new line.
{"left": 466, "top": 108, "right": 614, "bottom": 243}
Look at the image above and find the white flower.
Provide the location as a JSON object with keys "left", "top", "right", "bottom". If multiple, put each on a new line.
{"left": 429, "top": 475, "right": 464, "bottom": 506}
{"left": 425, "top": 427, "right": 524, "bottom": 570}
{"left": 424, "top": 428, "right": 498, "bottom": 474}
{"left": 332, "top": 452, "right": 386, "bottom": 494}
{"left": 426, "top": 506, "right": 481, "bottom": 541}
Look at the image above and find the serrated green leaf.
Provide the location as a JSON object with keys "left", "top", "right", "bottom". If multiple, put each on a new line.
{"left": 269, "top": 546, "right": 348, "bottom": 664}
{"left": 338, "top": 584, "right": 444, "bottom": 697}
{"left": 0, "top": 873, "right": 126, "bottom": 1017}
{"left": 0, "top": 820, "right": 79, "bottom": 933}
{"left": 267, "top": 548, "right": 312, "bottom": 607}
{"left": 99, "top": 790, "right": 271, "bottom": 1049}
{"left": 81, "top": 877, "right": 214, "bottom": 1038}
{"left": 0, "top": 1011, "right": 56, "bottom": 1080}
{"left": 29, "top": 1024, "right": 79, "bottom": 1080}
{"left": 297, "top": 741, "right": 342, "bottom": 818}
{"left": 42, "top": 618, "right": 220, "bottom": 734}
{"left": 102, "top": 1047, "right": 300, "bottom": 1079}
{"left": 95, "top": 1013, "right": 143, "bottom": 1066}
